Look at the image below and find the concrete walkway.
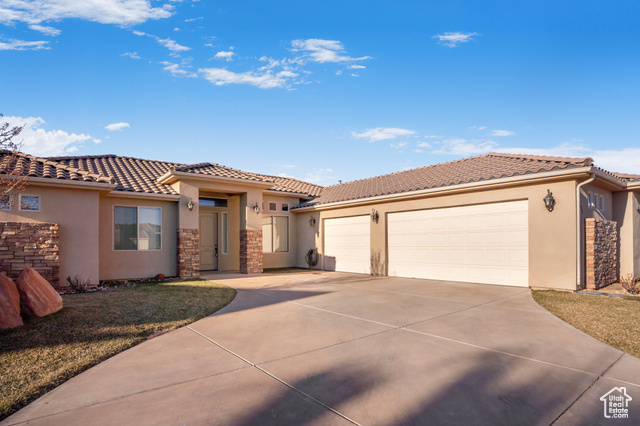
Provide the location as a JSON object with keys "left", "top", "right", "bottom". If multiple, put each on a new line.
{"left": 4, "top": 272, "right": 639, "bottom": 425}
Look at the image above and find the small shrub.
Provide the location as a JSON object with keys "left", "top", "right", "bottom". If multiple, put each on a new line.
{"left": 620, "top": 274, "right": 640, "bottom": 295}
{"left": 66, "top": 276, "right": 90, "bottom": 293}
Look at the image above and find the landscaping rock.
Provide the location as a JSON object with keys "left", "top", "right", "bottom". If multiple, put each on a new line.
{"left": 0, "top": 274, "right": 23, "bottom": 329}
{"left": 16, "top": 267, "right": 62, "bottom": 317}
{"left": 0, "top": 273, "right": 20, "bottom": 314}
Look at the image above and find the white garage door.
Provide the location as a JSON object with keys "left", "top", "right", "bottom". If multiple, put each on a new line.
{"left": 388, "top": 200, "right": 529, "bottom": 286}
{"left": 324, "top": 216, "right": 371, "bottom": 274}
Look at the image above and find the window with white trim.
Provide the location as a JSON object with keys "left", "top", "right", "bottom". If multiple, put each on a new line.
{"left": 269, "top": 202, "right": 276, "bottom": 211}
{"left": 262, "top": 216, "right": 289, "bottom": 253}
{"left": 114, "top": 206, "right": 162, "bottom": 251}
{"left": 19, "top": 195, "right": 40, "bottom": 211}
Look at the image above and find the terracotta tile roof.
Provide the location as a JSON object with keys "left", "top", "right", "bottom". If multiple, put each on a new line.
{"left": 174, "top": 162, "right": 322, "bottom": 196}
{"left": 45, "top": 155, "right": 322, "bottom": 197}
{"left": 611, "top": 172, "right": 640, "bottom": 182}
{"left": 296, "top": 152, "right": 594, "bottom": 208}
{"left": 0, "top": 151, "right": 114, "bottom": 184}
{"left": 49, "top": 154, "right": 180, "bottom": 195}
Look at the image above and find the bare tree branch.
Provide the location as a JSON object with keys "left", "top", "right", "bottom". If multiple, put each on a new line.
{"left": 0, "top": 113, "right": 27, "bottom": 203}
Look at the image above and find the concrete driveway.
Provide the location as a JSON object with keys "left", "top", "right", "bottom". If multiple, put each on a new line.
{"left": 4, "top": 272, "right": 639, "bottom": 425}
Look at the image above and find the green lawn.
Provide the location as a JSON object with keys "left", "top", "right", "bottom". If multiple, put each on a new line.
{"left": 0, "top": 279, "right": 236, "bottom": 420}
{"left": 533, "top": 290, "right": 640, "bottom": 359}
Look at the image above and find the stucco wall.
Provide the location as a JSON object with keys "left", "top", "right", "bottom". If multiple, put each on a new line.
{"left": 98, "top": 195, "right": 178, "bottom": 280}
{"left": 262, "top": 194, "right": 302, "bottom": 269}
{"left": 295, "top": 179, "right": 580, "bottom": 290}
{"left": 614, "top": 190, "right": 640, "bottom": 278}
{"left": 0, "top": 185, "right": 100, "bottom": 285}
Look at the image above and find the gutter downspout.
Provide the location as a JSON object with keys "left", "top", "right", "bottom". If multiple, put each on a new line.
{"left": 576, "top": 173, "right": 596, "bottom": 290}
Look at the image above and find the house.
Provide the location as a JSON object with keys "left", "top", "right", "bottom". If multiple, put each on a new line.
{"left": 0, "top": 151, "right": 638, "bottom": 292}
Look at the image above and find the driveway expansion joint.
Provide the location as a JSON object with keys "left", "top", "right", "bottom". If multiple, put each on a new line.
{"left": 186, "top": 326, "right": 361, "bottom": 425}
{"left": 550, "top": 351, "right": 626, "bottom": 425}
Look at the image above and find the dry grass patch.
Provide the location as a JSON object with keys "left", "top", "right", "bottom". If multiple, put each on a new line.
{"left": 0, "top": 279, "right": 236, "bottom": 420}
{"left": 533, "top": 290, "right": 640, "bottom": 359}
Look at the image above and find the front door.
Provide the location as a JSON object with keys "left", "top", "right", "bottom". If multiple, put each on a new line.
{"left": 199, "top": 212, "right": 218, "bottom": 270}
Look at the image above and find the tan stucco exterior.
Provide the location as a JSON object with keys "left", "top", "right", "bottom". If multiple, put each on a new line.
{"left": 295, "top": 178, "right": 582, "bottom": 290}
{"left": 4, "top": 162, "right": 638, "bottom": 290}
{"left": 262, "top": 193, "right": 301, "bottom": 269}
{"left": 98, "top": 195, "right": 178, "bottom": 281}
{"left": 0, "top": 184, "right": 101, "bottom": 285}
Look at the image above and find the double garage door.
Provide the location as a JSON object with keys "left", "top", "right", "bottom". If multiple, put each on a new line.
{"left": 323, "top": 200, "right": 529, "bottom": 287}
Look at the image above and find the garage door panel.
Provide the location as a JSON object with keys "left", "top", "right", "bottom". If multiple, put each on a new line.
{"left": 324, "top": 216, "right": 371, "bottom": 275}
{"left": 388, "top": 200, "right": 529, "bottom": 287}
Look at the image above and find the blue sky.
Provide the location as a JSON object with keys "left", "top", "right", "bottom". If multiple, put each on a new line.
{"left": 2, "top": 1, "right": 640, "bottom": 185}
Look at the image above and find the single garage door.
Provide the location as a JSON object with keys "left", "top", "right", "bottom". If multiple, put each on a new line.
{"left": 324, "top": 216, "right": 371, "bottom": 274}
{"left": 388, "top": 200, "right": 528, "bottom": 286}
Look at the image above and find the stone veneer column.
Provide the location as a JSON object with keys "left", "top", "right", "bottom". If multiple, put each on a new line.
{"left": 177, "top": 228, "right": 199, "bottom": 278}
{"left": 0, "top": 222, "right": 60, "bottom": 287}
{"left": 240, "top": 229, "right": 263, "bottom": 274}
{"left": 585, "top": 218, "right": 618, "bottom": 290}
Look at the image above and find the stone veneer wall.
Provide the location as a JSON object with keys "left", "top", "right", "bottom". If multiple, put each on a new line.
{"left": 177, "top": 228, "right": 199, "bottom": 278}
{"left": 240, "top": 229, "right": 263, "bottom": 274}
{"left": 585, "top": 218, "right": 618, "bottom": 290}
{"left": 0, "top": 222, "right": 60, "bottom": 287}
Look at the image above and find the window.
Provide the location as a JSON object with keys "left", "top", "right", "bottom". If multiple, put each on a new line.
{"left": 114, "top": 206, "right": 161, "bottom": 251}
{"left": 282, "top": 203, "right": 289, "bottom": 212}
{"left": 0, "top": 195, "right": 10, "bottom": 211}
{"left": 588, "top": 192, "right": 606, "bottom": 211}
{"left": 262, "top": 216, "right": 289, "bottom": 253}
{"left": 19, "top": 195, "right": 40, "bottom": 211}
{"left": 199, "top": 197, "right": 228, "bottom": 208}
{"left": 269, "top": 202, "right": 276, "bottom": 211}
{"left": 221, "top": 212, "right": 228, "bottom": 254}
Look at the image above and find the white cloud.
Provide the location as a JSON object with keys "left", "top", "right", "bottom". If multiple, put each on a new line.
{"left": 390, "top": 142, "right": 408, "bottom": 149}
{"left": 351, "top": 127, "right": 416, "bottom": 143}
{"left": 161, "top": 61, "right": 196, "bottom": 77}
{"left": 133, "top": 30, "right": 190, "bottom": 52}
{"left": 433, "top": 32, "right": 478, "bottom": 47}
{"left": 350, "top": 73, "right": 359, "bottom": 77}
{"left": 335, "top": 70, "right": 343, "bottom": 75}
{"left": 290, "top": 39, "right": 371, "bottom": 63}
{"left": 432, "top": 138, "right": 498, "bottom": 156}
{"left": 348, "top": 64, "right": 366, "bottom": 69}
{"left": 105, "top": 122, "right": 130, "bottom": 131}
{"left": 490, "top": 129, "right": 515, "bottom": 137}
{"left": 93, "top": 138, "right": 102, "bottom": 144}
{"left": 158, "top": 37, "right": 189, "bottom": 52}
{"left": 417, "top": 142, "right": 431, "bottom": 148}
{"left": 469, "top": 125, "right": 487, "bottom": 130}
{"left": 498, "top": 142, "right": 640, "bottom": 173}
{"left": 2, "top": 116, "right": 92, "bottom": 156}
{"left": 185, "top": 16, "right": 203, "bottom": 22}
{"left": 0, "top": 0, "right": 173, "bottom": 26}
{"left": 199, "top": 67, "right": 297, "bottom": 89}
{"left": 28, "top": 24, "right": 61, "bottom": 36}
{"left": 0, "top": 38, "right": 48, "bottom": 50}
{"left": 121, "top": 51, "right": 141, "bottom": 59}
{"left": 214, "top": 51, "right": 235, "bottom": 61}
{"left": 304, "top": 168, "right": 337, "bottom": 185}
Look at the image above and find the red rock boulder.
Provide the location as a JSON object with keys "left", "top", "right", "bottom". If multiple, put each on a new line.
{"left": 16, "top": 267, "right": 63, "bottom": 317}
{"left": 0, "top": 274, "right": 23, "bottom": 329}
